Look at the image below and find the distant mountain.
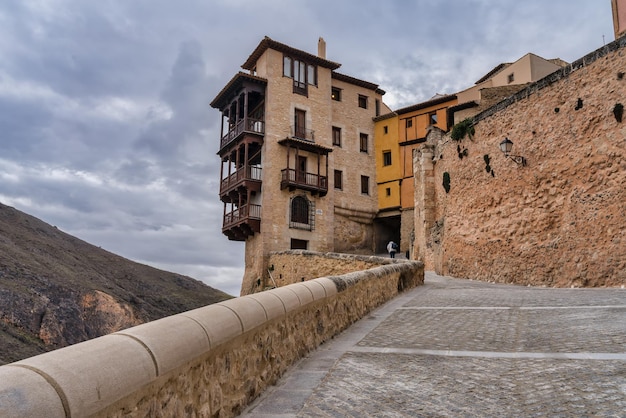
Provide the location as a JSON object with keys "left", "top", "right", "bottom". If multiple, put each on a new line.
{"left": 0, "top": 202, "right": 232, "bottom": 365}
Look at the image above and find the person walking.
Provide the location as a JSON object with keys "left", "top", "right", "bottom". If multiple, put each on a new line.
{"left": 387, "top": 240, "right": 398, "bottom": 258}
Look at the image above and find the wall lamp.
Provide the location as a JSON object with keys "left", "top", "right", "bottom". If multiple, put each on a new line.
{"left": 499, "top": 138, "right": 527, "bottom": 166}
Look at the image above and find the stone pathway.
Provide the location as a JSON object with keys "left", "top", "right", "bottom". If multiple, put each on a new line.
{"left": 239, "top": 272, "right": 626, "bottom": 417}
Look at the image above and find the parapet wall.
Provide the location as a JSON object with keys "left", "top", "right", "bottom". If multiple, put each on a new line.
{"left": 414, "top": 35, "right": 626, "bottom": 287}
{"left": 0, "top": 254, "right": 423, "bottom": 418}
{"left": 267, "top": 250, "right": 403, "bottom": 287}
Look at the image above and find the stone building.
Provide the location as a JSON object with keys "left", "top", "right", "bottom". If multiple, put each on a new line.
{"left": 374, "top": 94, "right": 458, "bottom": 256}
{"left": 211, "top": 37, "right": 389, "bottom": 295}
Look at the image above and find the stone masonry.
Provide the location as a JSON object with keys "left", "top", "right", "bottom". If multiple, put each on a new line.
{"left": 414, "top": 36, "right": 626, "bottom": 287}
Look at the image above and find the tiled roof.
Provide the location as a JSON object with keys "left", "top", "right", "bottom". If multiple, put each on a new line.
{"left": 242, "top": 36, "right": 341, "bottom": 71}
{"left": 210, "top": 72, "right": 267, "bottom": 109}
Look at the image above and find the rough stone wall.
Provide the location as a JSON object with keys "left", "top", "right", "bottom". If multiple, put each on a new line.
{"left": 0, "top": 254, "right": 423, "bottom": 418}
{"left": 267, "top": 250, "right": 403, "bottom": 287}
{"left": 416, "top": 37, "right": 626, "bottom": 287}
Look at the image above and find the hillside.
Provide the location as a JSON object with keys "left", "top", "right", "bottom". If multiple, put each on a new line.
{"left": 0, "top": 202, "right": 232, "bottom": 365}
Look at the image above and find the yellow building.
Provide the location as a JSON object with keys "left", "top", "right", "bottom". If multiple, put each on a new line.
{"left": 374, "top": 94, "right": 458, "bottom": 254}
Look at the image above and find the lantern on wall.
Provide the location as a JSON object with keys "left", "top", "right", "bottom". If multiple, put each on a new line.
{"left": 499, "top": 138, "right": 526, "bottom": 166}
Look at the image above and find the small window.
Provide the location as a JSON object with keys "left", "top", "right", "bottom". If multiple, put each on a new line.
{"left": 283, "top": 56, "right": 292, "bottom": 77}
{"left": 334, "top": 170, "right": 343, "bottom": 190}
{"left": 384, "top": 126, "right": 388, "bottom": 134}
{"left": 307, "top": 64, "right": 317, "bottom": 86}
{"left": 360, "top": 133, "right": 368, "bottom": 153}
{"left": 332, "top": 126, "right": 341, "bottom": 146}
{"left": 375, "top": 99, "right": 380, "bottom": 116}
{"left": 383, "top": 150, "right": 392, "bottom": 166}
{"left": 361, "top": 175, "right": 370, "bottom": 195}
{"left": 386, "top": 187, "right": 391, "bottom": 196}
{"left": 508, "top": 73, "right": 514, "bottom": 83}
{"left": 358, "top": 95, "right": 368, "bottom": 109}
{"left": 290, "top": 239, "right": 308, "bottom": 250}
{"left": 429, "top": 112, "right": 438, "bottom": 125}
{"left": 290, "top": 195, "right": 309, "bottom": 224}
{"left": 331, "top": 87, "right": 341, "bottom": 101}
{"left": 406, "top": 119, "right": 413, "bottom": 128}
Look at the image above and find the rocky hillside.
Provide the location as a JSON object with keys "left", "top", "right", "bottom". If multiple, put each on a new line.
{"left": 0, "top": 202, "right": 232, "bottom": 365}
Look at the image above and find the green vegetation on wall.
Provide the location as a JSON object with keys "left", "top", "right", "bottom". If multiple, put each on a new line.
{"left": 451, "top": 118, "right": 475, "bottom": 141}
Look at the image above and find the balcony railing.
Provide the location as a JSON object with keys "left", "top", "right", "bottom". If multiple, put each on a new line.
{"left": 220, "top": 117, "right": 264, "bottom": 150}
{"left": 291, "top": 126, "right": 315, "bottom": 141}
{"left": 222, "top": 204, "right": 261, "bottom": 241}
{"left": 220, "top": 166, "right": 262, "bottom": 198}
{"left": 280, "top": 169, "right": 328, "bottom": 196}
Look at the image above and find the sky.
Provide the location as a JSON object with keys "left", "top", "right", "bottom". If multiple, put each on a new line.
{"left": 0, "top": 0, "right": 616, "bottom": 296}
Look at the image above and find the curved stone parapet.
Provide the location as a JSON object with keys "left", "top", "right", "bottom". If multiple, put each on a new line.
{"left": 0, "top": 257, "right": 424, "bottom": 418}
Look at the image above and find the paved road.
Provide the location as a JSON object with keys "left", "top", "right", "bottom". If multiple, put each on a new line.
{"left": 239, "top": 271, "right": 626, "bottom": 417}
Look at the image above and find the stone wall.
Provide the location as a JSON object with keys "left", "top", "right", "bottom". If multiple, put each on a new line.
{"left": 414, "top": 36, "right": 626, "bottom": 288}
{"left": 267, "top": 250, "right": 404, "bottom": 287}
{"left": 0, "top": 254, "right": 424, "bottom": 418}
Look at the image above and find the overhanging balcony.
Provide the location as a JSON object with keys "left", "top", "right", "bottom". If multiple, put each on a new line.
{"left": 220, "top": 166, "right": 262, "bottom": 203}
{"left": 280, "top": 169, "right": 328, "bottom": 196}
{"left": 222, "top": 204, "right": 261, "bottom": 241}
{"left": 220, "top": 118, "right": 264, "bottom": 152}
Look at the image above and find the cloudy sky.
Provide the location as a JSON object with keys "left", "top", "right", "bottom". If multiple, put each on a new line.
{"left": 0, "top": 1, "right": 615, "bottom": 296}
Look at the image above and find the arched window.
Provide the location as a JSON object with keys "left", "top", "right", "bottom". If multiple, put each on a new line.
{"left": 290, "top": 195, "right": 315, "bottom": 230}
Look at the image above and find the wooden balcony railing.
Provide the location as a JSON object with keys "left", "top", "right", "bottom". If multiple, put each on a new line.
{"left": 220, "top": 118, "right": 264, "bottom": 150}
{"left": 220, "top": 166, "right": 262, "bottom": 200}
{"left": 222, "top": 204, "right": 261, "bottom": 241}
{"left": 280, "top": 169, "right": 328, "bottom": 196}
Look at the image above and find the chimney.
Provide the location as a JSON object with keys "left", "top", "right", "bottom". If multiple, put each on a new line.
{"left": 318, "top": 37, "right": 326, "bottom": 59}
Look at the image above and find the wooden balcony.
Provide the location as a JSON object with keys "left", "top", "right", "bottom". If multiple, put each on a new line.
{"left": 280, "top": 169, "right": 328, "bottom": 196}
{"left": 222, "top": 204, "right": 261, "bottom": 241}
{"left": 220, "top": 166, "right": 262, "bottom": 203}
{"left": 220, "top": 117, "right": 264, "bottom": 152}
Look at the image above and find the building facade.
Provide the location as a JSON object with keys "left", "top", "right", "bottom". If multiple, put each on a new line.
{"left": 211, "top": 37, "right": 388, "bottom": 295}
{"left": 374, "top": 94, "right": 458, "bottom": 256}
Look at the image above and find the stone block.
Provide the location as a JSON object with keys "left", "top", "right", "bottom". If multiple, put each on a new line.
{"left": 0, "top": 365, "right": 65, "bottom": 418}
{"left": 248, "top": 290, "right": 286, "bottom": 321}
{"left": 267, "top": 286, "right": 302, "bottom": 313}
{"left": 14, "top": 334, "right": 156, "bottom": 417}
{"left": 115, "top": 314, "right": 210, "bottom": 376}
{"left": 311, "top": 277, "right": 338, "bottom": 298}
{"left": 218, "top": 296, "right": 268, "bottom": 333}
{"left": 297, "top": 280, "right": 327, "bottom": 301}
{"left": 182, "top": 304, "right": 243, "bottom": 349}
{"left": 285, "top": 282, "right": 315, "bottom": 305}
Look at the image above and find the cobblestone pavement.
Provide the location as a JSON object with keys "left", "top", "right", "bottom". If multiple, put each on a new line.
{"left": 239, "top": 272, "right": 626, "bottom": 417}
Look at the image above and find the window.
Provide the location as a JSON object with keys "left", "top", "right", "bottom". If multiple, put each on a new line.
{"left": 375, "top": 99, "right": 380, "bottom": 116}
{"left": 294, "top": 109, "right": 306, "bottom": 139}
{"left": 406, "top": 119, "right": 413, "bottom": 128}
{"left": 331, "top": 87, "right": 341, "bottom": 101}
{"left": 334, "top": 170, "right": 343, "bottom": 190}
{"left": 360, "top": 133, "right": 368, "bottom": 153}
{"left": 290, "top": 195, "right": 314, "bottom": 230}
{"left": 283, "top": 56, "right": 292, "bottom": 77}
{"left": 358, "top": 95, "right": 368, "bottom": 109}
{"left": 290, "top": 239, "right": 308, "bottom": 250}
{"left": 384, "top": 126, "right": 388, "bottom": 134}
{"left": 332, "top": 126, "right": 341, "bottom": 146}
{"left": 429, "top": 112, "right": 438, "bottom": 125}
{"left": 508, "top": 73, "right": 514, "bottom": 83}
{"left": 386, "top": 187, "right": 391, "bottom": 197}
{"left": 383, "top": 150, "right": 392, "bottom": 166}
{"left": 283, "top": 55, "right": 317, "bottom": 95}
{"left": 361, "top": 175, "right": 369, "bottom": 195}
